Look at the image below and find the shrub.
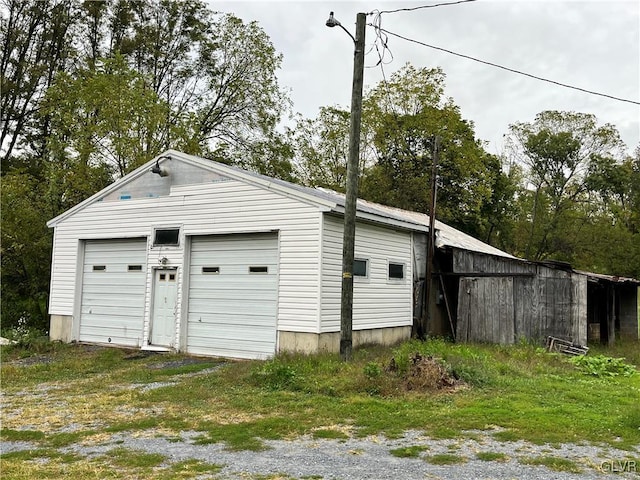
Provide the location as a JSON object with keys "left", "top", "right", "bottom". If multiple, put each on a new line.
{"left": 363, "top": 362, "right": 382, "bottom": 379}
{"left": 569, "top": 355, "right": 637, "bottom": 378}
{"left": 251, "top": 360, "right": 300, "bottom": 390}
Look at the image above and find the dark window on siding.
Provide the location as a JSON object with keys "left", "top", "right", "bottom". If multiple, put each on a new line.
{"left": 202, "top": 266, "right": 220, "bottom": 274}
{"left": 128, "top": 265, "right": 142, "bottom": 271}
{"left": 154, "top": 228, "right": 179, "bottom": 246}
{"left": 93, "top": 265, "right": 106, "bottom": 272}
{"left": 249, "top": 266, "right": 268, "bottom": 274}
{"left": 388, "top": 262, "right": 404, "bottom": 279}
{"left": 353, "top": 259, "right": 368, "bottom": 277}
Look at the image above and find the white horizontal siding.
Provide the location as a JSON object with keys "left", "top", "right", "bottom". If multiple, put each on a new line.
{"left": 321, "top": 215, "right": 413, "bottom": 333}
{"left": 49, "top": 180, "right": 321, "bottom": 335}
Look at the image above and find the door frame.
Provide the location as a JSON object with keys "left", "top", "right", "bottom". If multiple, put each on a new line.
{"left": 149, "top": 266, "right": 179, "bottom": 347}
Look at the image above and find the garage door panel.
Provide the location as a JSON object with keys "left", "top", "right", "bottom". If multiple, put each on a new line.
{"left": 187, "top": 337, "right": 274, "bottom": 359}
{"left": 188, "top": 313, "right": 276, "bottom": 325}
{"left": 80, "top": 239, "right": 146, "bottom": 347}
{"left": 188, "top": 285, "right": 276, "bottom": 299}
{"left": 188, "top": 299, "right": 276, "bottom": 316}
{"left": 188, "top": 322, "right": 274, "bottom": 337}
{"left": 187, "top": 233, "right": 278, "bottom": 359}
{"left": 188, "top": 277, "right": 276, "bottom": 290}
{"left": 81, "top": 304, "right": 145, "bottom": 317}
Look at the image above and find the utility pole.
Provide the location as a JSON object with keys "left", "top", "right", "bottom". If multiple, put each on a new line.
{"left": 422, "top": 136, "right": 440, "bottom": 339}
{"left": 326, "top": 12, "right": 366, "bottom": 361}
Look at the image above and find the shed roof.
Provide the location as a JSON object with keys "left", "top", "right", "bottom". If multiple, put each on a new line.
{"left": 574, "top": 270, "right": 640, "bottom": 285}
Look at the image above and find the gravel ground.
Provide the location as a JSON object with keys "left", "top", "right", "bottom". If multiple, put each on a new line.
{"left": 3, "top": 430, "right": 639, "bottom": 479}
{"left": 3, "top": 354, "right": 638, "bottom": 478}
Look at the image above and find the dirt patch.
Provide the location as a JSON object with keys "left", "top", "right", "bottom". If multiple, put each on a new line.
{"left": 8, "top": 355, "right": 55, "bottom": 366}
{"left": 147, "top": 357, "right": 219, "bottom": 370}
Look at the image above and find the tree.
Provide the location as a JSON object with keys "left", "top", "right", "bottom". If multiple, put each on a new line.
{"left": 2, "top": 0, "right": 292, "bottom": 172}
{"left": 360, "top": 65, "right": 508, "bottom": 237}
{"left": 507, "top": 110, "right": 626, "bottom": 261}
{"left": 1, "top": 0, "right": 75, "bottom": 165}
{"left": 291, "top": 107, "right": 351, "bottom": 191}
{"left": 1, "top": 171, "right": 56, "bottom": 332}
{"left": 43, "top": 54, "right": 190, "bottom": 176}
{"left": 292, "top": 64, "right": 517, "bottom": 241}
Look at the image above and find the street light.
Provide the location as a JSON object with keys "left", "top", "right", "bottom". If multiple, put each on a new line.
{"left": 326, "top": 11, "right": 366, "bottom": 361}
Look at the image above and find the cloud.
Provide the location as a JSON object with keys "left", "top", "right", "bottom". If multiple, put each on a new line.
{"left": 216, "top": 0, "right": 640, "bottom": 154}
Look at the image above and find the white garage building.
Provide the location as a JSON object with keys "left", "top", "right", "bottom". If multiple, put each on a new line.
{"left": 47, "top": 150, "right": 435, "bottom": 359}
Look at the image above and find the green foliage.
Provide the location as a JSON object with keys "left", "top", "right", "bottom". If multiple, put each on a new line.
{"left": 476, "top": 451, "right": 508, "bottom": 462}
{"left": 170, "top": 459, "right": 223, "bottom": 476}
{"left": 360, "top": 65, "right": 506, "bottom": 237}
{"left": 252, "top": 359, "right": 301, "bottom": 391}
{"left": 424, "top": 453, "right": 467, "bottom": 465}
{"left": 363, "top": 362, "right": 382, "bottom": 379}
{"left": 506, "top": 110, "right": 638, "bottom": 276}
{"left": 569, "top": 355, "right": 637, "bottom": 378}
{"left": 312, "top": 429, "right": 349, "bottom": 440}
{"left": 291, "top": 107, "right": 352, "bottom": 190}
{"left": 389, "top": 445, "right": 428, "bottom": 458}
{"left": 43, "top": 55, "right": 181, "bottom": 176}
{"left": 519, "top": 456, "right": 582, "bottom": 473}
{"left": 105, "top": 448, "right": 166, "bottom": 469}
{"left": 0, "top": 171, "right": 55, "bottom": 332}
{"left": 390, "top": 339, "right": 497, "bottom": 387}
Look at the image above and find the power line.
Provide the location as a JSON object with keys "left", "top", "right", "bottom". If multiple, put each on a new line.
{"left": 374, "top": 26, "right": 640, "bottom": 106}
{"left": 368, "top": 11, "right": 397, "bottom": 114}
{"left": 374, "top": 0, "right": 478, "bottom": 15}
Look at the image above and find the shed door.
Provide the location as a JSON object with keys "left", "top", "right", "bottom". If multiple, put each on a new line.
{"left": 187, "top": 233, "right": 278, "bottom": 359}
{"left": 79, "top": 239, "right": 147, "bottom": 347}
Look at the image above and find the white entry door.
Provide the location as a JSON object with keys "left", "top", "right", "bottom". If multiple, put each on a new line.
{"left": 151, "top": 269, "right": 178, "bottom": 347}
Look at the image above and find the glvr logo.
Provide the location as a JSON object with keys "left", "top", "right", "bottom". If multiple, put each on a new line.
{"left": 601, "top": 460, "right": 637, "bottom": 473}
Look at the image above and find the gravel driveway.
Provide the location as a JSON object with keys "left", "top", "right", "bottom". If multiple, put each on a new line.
{"left": 3, "top": 428, "right": 638, "bottom": 479}
{"left": 3, "top": 352, "right": 638, "bottom": 479}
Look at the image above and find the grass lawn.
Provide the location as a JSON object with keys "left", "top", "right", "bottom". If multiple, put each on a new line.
{"left": 1, "top": 338, "right": 639, "bottom": 478}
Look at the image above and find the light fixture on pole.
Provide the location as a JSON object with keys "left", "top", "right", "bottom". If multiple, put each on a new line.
{"left": 326, "top": 11, "right": 366, "bottom": 361}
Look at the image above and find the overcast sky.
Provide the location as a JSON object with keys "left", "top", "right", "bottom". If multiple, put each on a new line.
{"left": 215, "top": 0, "right": 640, "bottom": 156}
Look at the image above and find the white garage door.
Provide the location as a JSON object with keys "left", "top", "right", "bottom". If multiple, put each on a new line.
{"left": 187, "top": 233, "right": 278, "bottom": 359}
{"left": 79, "top": 239, "right": 147, "bottom": 347}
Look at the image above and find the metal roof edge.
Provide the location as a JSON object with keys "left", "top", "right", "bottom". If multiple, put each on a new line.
{"left": 573, "top": 269, "right": 640, "bottom": 285}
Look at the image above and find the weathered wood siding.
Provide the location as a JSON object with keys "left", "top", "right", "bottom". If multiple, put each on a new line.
{"left": 457, "top": 276, "right": 514, "bottom": 343}
{"left": 454, "top": 250, "right": 588, "bottom": 345}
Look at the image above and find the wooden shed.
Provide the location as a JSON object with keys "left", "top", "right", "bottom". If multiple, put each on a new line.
{"left": 429, "top": 248, "right": 639, "bottom": 347}
{"left": 322, "top": 200, "right": 639, "bottom": 347}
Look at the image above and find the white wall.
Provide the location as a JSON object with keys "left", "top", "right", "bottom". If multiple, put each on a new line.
{"left": 49, "top": 179, "right": 324, "bottom": 340}
{"left": 320, "top": 214, "right": 413, "bottom": 332}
